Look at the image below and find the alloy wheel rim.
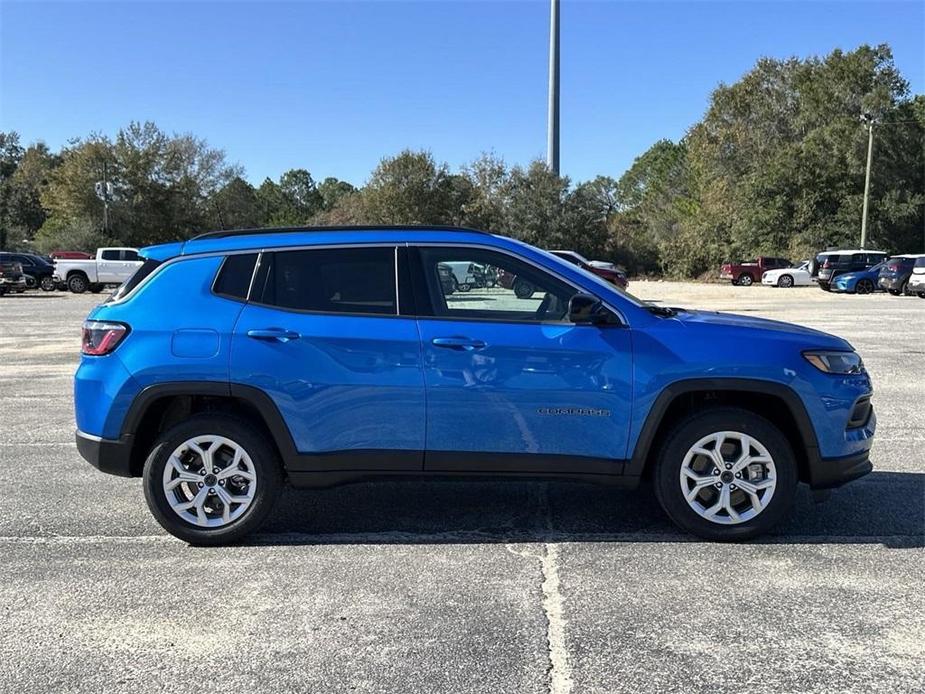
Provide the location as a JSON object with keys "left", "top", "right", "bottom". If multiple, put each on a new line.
{"left": 679, "top": 431, "right": 776, "bottom": 525}
{"left": 162, "top": 435, "right": 257, "bottom": 528}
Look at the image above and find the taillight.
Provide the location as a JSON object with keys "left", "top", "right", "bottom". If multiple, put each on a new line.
{"left": 81, "top": 321, "right": 129, "bottom": 356}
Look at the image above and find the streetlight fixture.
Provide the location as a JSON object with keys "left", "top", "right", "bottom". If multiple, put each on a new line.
{"left": 859, "top": 112, "right": 877, "bottom": 249}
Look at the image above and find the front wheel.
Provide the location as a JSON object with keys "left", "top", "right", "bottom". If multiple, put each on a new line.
{"left": 653, "top": 408, "right": 798, "bottom": 541}
{"left": 143, "top": 414, "right": 283, "bottom": 545}
{"left": 918, "top": 292, "right": 925, "bottom": 299}
{"left": 855, "top": 279, "right": 874, "bottom": 294}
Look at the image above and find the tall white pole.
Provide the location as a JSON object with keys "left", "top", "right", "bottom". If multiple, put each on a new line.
{"left": 547, "top": 0, "right": 560, "bottom": 174}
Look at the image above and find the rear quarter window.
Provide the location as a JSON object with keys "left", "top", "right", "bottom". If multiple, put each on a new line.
{"left": 109, "top": 259, "right": 163, "bottom": 302}
{"left": 212, "top": 253, "right": 258, "bottom": 301}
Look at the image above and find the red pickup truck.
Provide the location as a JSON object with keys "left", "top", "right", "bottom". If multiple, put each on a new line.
{"left": 720, "top": 257, "right": 792, "bottom": 286}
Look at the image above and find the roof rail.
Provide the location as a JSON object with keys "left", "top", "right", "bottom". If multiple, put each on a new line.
{"left": 190, "top": 224, "right": 491, "bottom": 241}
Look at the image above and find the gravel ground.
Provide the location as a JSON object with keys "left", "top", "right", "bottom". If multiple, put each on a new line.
{"left": 0, "top": 284, "right": 922, "bottom": 693}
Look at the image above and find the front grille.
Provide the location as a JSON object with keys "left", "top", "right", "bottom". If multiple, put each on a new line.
{"left": 848, "top": 397, "right": 872, "bottom": 429}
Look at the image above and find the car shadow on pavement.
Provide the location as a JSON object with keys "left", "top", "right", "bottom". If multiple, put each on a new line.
{"left": 256, "top": 471, "right": 924, "bottom": 548}
{"left": 0, "top": 293, "right": 64, "bottom": 299}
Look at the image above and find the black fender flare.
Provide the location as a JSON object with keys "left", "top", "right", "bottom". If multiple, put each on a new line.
{"left": 626, "top": 377, "right": 821, "bottom": 477}
{"left": 119, "top": 380, "right": 300, "bottom": 463}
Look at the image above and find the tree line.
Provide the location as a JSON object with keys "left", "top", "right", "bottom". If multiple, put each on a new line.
{"left": 0, "top": 44, "right": 921, "bottom": 277}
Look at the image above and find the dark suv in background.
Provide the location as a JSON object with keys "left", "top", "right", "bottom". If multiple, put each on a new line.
{"left": 877, "top": 255, "right": 919, "bottom": 295}
{"left": 816, "top": 250, "right": 887, "bottom": 291}
{"left": 0, "top": 252, "right": 56, "bottom": 291}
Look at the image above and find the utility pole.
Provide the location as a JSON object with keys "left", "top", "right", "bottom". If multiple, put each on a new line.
{"left": 547, "top": 0, "right": 560, "bottom": 175}
{"left": 860, "top": 113, "right": 876, "bottom": 249}
{"left": 95, "top": 162, "right": 112, "bottom": 234}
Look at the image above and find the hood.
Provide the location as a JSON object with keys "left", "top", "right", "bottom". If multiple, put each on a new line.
{"left": 673, "top": 309, "right": 851, "bottom": 350}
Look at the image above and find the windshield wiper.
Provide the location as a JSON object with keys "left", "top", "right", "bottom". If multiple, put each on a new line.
{"left": 644, "top": 305, "right": 680, "bottom": 317}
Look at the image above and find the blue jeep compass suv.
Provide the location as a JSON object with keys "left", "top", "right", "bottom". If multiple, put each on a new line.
{"left": 75, "top": 227, "right": 876, "bottom": 544}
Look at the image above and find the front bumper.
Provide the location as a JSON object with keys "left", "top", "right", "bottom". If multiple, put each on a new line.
{"left": 907, "top": 276, "right": 925, "bottom": 293}
{"left": 808, "top": 450, "right": 873, "bottom": 489}
{"left": 76, "top": 430, "right": 135, "bottom": 477}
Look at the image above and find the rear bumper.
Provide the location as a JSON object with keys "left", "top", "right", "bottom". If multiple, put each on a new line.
{"left": 76, "top": 430, "right": 135, "bottom": 477}
{"left": 808, "top": 450, "right": 873, "bottom": 489}
{"left": 878, "top": 277, "right": 904, "bottom": 290}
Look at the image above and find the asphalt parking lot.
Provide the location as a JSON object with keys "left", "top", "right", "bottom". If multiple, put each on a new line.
{"left": 1, "top": 284, "right": 922, "bottom": 693}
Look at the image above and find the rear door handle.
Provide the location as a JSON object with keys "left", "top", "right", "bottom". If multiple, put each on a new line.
{"left": 431, "top": 337, "right": 486, "bottom": 351}
{"left": 247, "top": 328, "right": 301, "bottom": 343}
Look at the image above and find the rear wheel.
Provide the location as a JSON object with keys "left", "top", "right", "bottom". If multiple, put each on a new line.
{"left": 918, "top": 293, "right": 925, "bottom": 299}
{"left": 855, "top": 279, "right": 874, "bottom": 294}
{"left": 143, "top": 414, "right": 283, "bottom": 545}
{"left": 777, "top": 274, "right": 794, "bottom": 288}
{"left": 653, "top": 407, "right": 798, "bottom": 541}
{"left": 513, "top": 278, "right": 535, "bottom": 299}
{"left": 736, "top": 273, "right": 754, "bottom": 286}
{"left": 90, "top": 283, "right": 104, "bottom": 294}
{"left": 40, "top": 276, "right": 56, "bottom": 291}
{"left": 67, "top": 273, "right": 89, "bottom": 294}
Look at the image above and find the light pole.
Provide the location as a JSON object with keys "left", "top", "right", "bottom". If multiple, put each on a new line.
{"left": 547, "top": 0, "right": 560, "bottom": 175}
{"left": 859, "top": 113, "right": 877, "bottom": 249}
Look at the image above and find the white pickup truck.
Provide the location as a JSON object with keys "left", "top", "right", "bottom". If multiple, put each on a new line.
{"left": 53, "top": 247, "right": 144, "bottom": 294}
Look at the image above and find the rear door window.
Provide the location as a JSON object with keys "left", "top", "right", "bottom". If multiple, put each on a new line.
{"left": 255, "top": 247, "right": 397, "bottom": 315}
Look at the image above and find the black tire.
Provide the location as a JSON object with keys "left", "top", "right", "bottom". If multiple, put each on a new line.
{"left": 513, "top": 278, "right": 535, "bottom": 299}
{"left": 67, "top": 273, "right": 89, "bottom": 294}
{"left": 777, "top": 274, "right": 794, "bottom": 288}
{"left": 653, "top": 407, "right": 798, "bottom": 541}
{"left": 855, "top": 279, "right": 874, "bottom": 295}
{"left": 24, "top": 275, "right": 37, "bottom": 289}
{"left": 736, "top": 273, "right": 754, "bottom": 286}
{"left": 142, "top": 414, "right": 284, "bottom": 545}
{"left": 90, "top": 283, "right": 104, "bottom": 294}
{"left": 458, "top": 282, "right": 471, "bottom": 293}
{"left": 888, "top": 289, "right": 901, "bottom": 296}
{"left": 40, "top": 275, "right": 56, "bottom": 292}
{"left": 918, "top": 293, "right": 925, "bottom": 299}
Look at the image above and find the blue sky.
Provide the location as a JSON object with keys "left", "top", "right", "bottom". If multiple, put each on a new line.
{"left": 2, "top": 1, "right": 922, "bottom": 186}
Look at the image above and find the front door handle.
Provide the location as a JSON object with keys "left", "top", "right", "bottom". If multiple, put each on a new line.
{"left": 247, "top": 328, "right": 301, "bottom": 343}
{"left": 432, "top": 336, "right": 487, "bottom": 351}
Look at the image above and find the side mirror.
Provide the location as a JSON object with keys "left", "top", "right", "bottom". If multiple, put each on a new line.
{"left": 568, "top": 293, "right": 616, "bottom": 325}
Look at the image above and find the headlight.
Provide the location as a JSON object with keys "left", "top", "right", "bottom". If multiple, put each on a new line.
{"left": 803, "top": 350, "right": 864, "bottom": 374}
